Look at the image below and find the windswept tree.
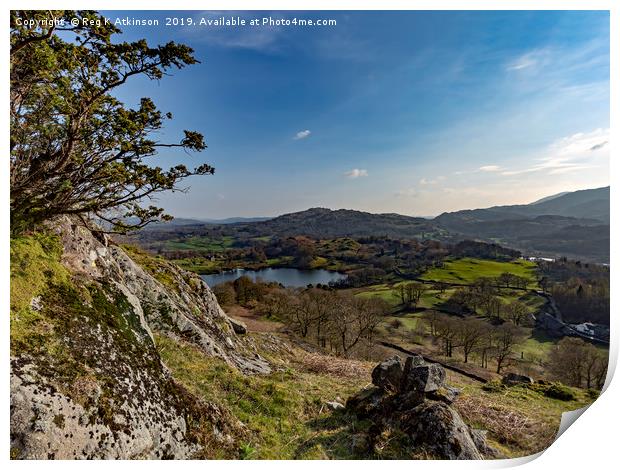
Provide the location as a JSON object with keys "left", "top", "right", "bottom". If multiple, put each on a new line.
{"left": 10, "top": 10, "right": 213, "bottom": 234}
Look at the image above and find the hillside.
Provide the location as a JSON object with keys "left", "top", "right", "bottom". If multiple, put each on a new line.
{"left": 437, "top": 186, "right": 609, "bottom": 224}
{"left": 236, "top": 207, "right": 442, "bottom": 239}
{"left": 434, "top": 187, "right": 610, "bottom": 262}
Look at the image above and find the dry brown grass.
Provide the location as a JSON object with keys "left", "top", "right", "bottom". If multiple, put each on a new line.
{"left": 454, "top": 393, "right": 555, "bottom": 455}
{"left": 296, "top": 352, "right": 373, "bottom": 379}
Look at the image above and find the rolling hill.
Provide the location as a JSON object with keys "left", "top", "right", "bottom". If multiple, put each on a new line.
{"left": 434, "top": 187, "right": 609, "bottom": 262}
{"left": 234, "top": 207, "right": 443, "bottom": 239}
{"left": 136, "top": 187, "right": 610, "bottom": 263}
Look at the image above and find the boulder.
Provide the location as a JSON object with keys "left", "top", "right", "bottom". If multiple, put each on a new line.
{"left": 346, "top": 386, "right": 385, "bottom": 417}
{"left": 427, "top": 386, "right": 461, "bottom": 405}
{"left": 502, "top": 373, "right": 533, "bottom": 386}
{"left": 401, "top": 363, "right": 446, "bottom": 393}
{"left": 325, "top": 401, "right": 345, "bottom": 411}
{"left": 228, "top": 317, "right": 247, "bottom": 335}
{"left": 405, "top": 401, "right": 482, "bottom": 460}
{"left": 371, "top": 356, "right": 404, "bottom": 392}
{"left": 469, "top": 428, "right": 503, "bottom": 459}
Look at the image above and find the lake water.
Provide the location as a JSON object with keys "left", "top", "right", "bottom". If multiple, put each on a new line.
{"left": 201, "top": 267, "right": 347, "bottom": 287}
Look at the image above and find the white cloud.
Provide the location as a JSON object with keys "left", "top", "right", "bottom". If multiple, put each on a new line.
{"left": 344, "top": 168, "right": 368, "bottom": 179}
{"left": 500, "top": 128, "right": 609, "bottom": 176}
{"left": 478, "top": 165, "right": 502, "bottom": 172}
{"left": 293, "top": 129, "right": 311, "bottom": 140}
{"left": 419, "top": 176, "right": 444, "bottom": 185}
{"left": 506, "top": 49, "right": 550, "bottom": 71}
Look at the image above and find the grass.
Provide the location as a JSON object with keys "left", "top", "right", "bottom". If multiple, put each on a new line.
{"left": 420, "top": 257, "right": 537, "bottom": 286}
{"left": 155, "top": 333, "right": 372, "bottom": 459}
{"left": 121, "top": 243, "right": 182, "bottom": 292}
{"left": 451, "top": 374, "right": 594, "bottom": 457}
{"left": 10, "top": 232, "right": 70, "bottom": 352}
{"left": 164, "top": 235, "right": 236, "bottom": 253}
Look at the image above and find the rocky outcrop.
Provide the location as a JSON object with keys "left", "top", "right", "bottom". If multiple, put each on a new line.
{"left": 346, "top": 355, "right": 500, "bottom": 460}
{"left": 52, "top": 216, "right": 269, "bottom": 374}
{"left": 502, "top": 373, "right": 533, "bottom": 386}
{"left": 10, "top": 217, "right": 267, "bottom": 459}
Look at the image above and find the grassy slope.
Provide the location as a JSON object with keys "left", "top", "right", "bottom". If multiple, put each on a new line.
{"left": 158, "top": 330, "right": 594, "bottom": 459}
{"left": 11, "top": 237, "right": 597, "bottom": 460}
{"left": 450, "top": 373, "right": 594, "bottom": 457}
{"left": 420, "top": 257, "right": 537, "bottom": 286}
{"left": 156, "top": 333, "right": 372, "bottom": 459}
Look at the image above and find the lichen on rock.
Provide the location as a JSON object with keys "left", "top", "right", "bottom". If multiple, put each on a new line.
{"left": 10, "top": 217, "right": 265, "bottom": 459}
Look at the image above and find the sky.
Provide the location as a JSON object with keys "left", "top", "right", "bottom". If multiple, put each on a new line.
{"left": 103, "top": 10, "right": 610, "bottom": 219}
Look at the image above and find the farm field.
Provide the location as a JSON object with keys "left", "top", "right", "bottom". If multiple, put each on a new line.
{"left": 420, "top": 257, "right": 537, "bottom": 286}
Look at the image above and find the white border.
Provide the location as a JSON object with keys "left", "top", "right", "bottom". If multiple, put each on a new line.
{"left": 2, "top": 2, "right": 617, "bottom": 468}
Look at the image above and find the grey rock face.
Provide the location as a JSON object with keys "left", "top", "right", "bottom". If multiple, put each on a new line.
{"left": 346, "top": 386, "right": 386, "bottom": 417}
{"left": 401, "top": 363, "right": 446, "bottom": 393}
{"left": 347, "top": 357, "right": 498, "bottom": 460}
{"left": 10, "top": 216, "right": 264, "bottom": 459}
{"left": 426, "top": 386, "right": 462, "bottom": 405}
{"left": 11, "top": 361, "right": 199, "bottom": 459}
{"left": 405, "top": 401, "right": 482, "bottom": 460}
{"left": 51, "top": 216, "right": 269, "bottom": 374}
{"left": 371, "top": 356, "right": 403, "bottom": 392}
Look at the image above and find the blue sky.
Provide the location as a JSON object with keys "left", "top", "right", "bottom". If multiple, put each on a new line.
{"left": 104, "top": 10, "right": 610, "bottom": 218}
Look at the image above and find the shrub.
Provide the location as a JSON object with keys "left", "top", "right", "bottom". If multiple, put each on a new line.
{"left": 543, "top": 383, "right": 577, "bottom": 401}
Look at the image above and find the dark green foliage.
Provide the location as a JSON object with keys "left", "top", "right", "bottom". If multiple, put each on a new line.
{"left": 10, "top": 10, "right": 213, "bottom": 234}
{"left": 542, "top": 383, "right": 577, "bottom": 401}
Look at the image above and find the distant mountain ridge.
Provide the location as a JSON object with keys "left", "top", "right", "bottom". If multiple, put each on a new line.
{"left": 239, "top": 207, "right": 440, "bottom": 239}
{"left": 147, "top": 187, "right": 609, "bottom": 262}
{"left": 437, "top": 186, "right": 609, "bottom": 224}
{"left": 434, "top": 186, "right": 609, "bottom": 262}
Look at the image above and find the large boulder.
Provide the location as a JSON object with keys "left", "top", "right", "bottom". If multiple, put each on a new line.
{"left": 371, "top": 356, "right": 404, "bottom": 392}
{"left": 401, "top": 363, "right": 446, "bottom": 393}
{"left": 405, "top": 401, "right": 482, "bottom": 460}
{"left": 346, "top": 358, "right": 499, "bottom": 460}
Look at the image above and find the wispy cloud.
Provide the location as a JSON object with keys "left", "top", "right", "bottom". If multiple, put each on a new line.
{"left": 479, "top": 165, "right": 502, "bottom": 172}
{"left": 293, "top": 130, "right": 311, "bottom": 140}
{"left": 589, "top": 141, "right": 608, "bottom": 151}
{"left": 506, "top": 49, "right": 551, "bottom": 72}
{"left": 344, "top": 168, "right": 368, "bottom": 179}
{"left": 500, "top": 128, "right": 609, "bottom": 176}
{"left": 419, "top": 176, "right": 445, "bottom": 185}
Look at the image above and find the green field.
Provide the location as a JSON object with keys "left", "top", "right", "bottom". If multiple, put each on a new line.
{"left": 420, "top": 257, "right": 537, "bottom": 286}
{"left": 165, "top": 235, "right": 236, "bottom": 253}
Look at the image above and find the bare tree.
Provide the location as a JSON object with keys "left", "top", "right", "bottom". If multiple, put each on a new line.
{"left": 548, "top": 337, "right": 608, "bottom": 389}
{"left": 503, "top": 300, "right": 530, "bottom": 326}
{"left": 491, "top": 323, "right": 527, "bottom": 374}
{"left": 457, "top": 317, "right": 490, "bottom": 363}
